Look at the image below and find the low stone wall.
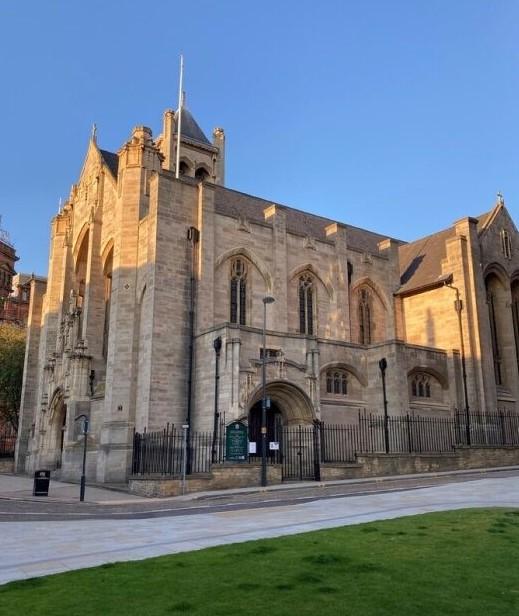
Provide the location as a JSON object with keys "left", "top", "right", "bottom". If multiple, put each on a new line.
{"left": 129, "top": 448, "right": 519, "bottom": 496}
{"left": 321, "top": 447, "right": 519, "bottom": 481}
{"left": 129, "top": 463, "right": 282, "bottom": 497}
{"left": 0, "top": 458, "right": 14, "bottom": 473}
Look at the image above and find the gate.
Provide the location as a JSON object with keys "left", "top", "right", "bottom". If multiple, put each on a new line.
{"left": 281, "top": 424, "right": 320, "bottom": 481}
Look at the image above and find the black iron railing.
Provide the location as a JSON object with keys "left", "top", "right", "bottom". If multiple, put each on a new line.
{"left": 131, "top": 410, "right": 519, "bottom": 479}
{"left": 454, "top": 410, "right": 519, "bottom": 447}
{"left": 0, "top": 427, "right": 16, "bottom": 458}
{"left": 132, "top": 424, "right": 214, "bottom": 476}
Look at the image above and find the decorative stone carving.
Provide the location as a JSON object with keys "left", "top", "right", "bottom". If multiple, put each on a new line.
{"left": 236, "top": 215, "right": 251, "bottom": 233}
{"left": 304, "top": 235, "right": 317, "bottom": 250}
{"left": 239, "top": 371, "right": 256, "bottom": 409}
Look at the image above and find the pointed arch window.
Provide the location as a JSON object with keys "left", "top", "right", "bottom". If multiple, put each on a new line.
{"left": 358, "top": 288, "right": 372, "bottom": 345}
{"left": 102, "top": 249, "right": 113, "bottom": 360}
{"left": 512, "top": 282, "right": 519, "bottom": 376}
{"left": 411, "top": 373, "right": 431, "bottom": 398}
{"left": 299, "top": 274, "right": 314, "bottom": 335}
{"left": 325, "top": 369, "right": 348, "bottom": 395}
{"left": 501, "top": 229, "right": 512, "bottom": 260}
{"left": 487, "top": 290, "right": 503, "bottom": 385}
{"left": 230, "top": 258, "right": 247, "bottom": 325}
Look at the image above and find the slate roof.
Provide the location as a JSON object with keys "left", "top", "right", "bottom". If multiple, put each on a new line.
{"left": 213, "top": 185, "right": 400, "bottom": 255}
{"left": 398, "top": 227, "right": 455, "bottom": 295}
{"left": 397, "top": 208, "right": 495, "bottom": 295}
{"left": 174, "top": 108, "right": 211, "bottom": 145}
{"left": 99, "top": 149, "right": 119, "bottom": 178}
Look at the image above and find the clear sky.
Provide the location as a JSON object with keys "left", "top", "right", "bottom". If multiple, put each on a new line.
{"left": 1, "top": 0, "right": 518, "bottom": 273}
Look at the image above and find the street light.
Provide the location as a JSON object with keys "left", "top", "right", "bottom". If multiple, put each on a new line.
{"left": 261, "top": 295, "right": 275, "bottom": 487}
{"left": 211, "top": 336, "right": 222, "bottom": 463}
{"left": 378, "top": 358, "right": 390, "bottom": 454}
{"left": 445, "top": 280, "right": 471, "bottom": 446}
{"left": 74, "top": 414, "right": 89, "bottom": 502}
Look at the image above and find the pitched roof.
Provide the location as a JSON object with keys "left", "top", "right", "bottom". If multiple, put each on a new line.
{"left": 397, "top": 207, "right": 495, "bottom": 295}
{"left": 174, "top": 108, "right": 211, "bottom": 145}
{"left": 398, "top": 227, "right": 455, "bottom": 295}
{"left": 99, "top": 149, "right": 119, "bottom": 178}
{"left": 213, "top": 185, "right": 399, "bottom": 255}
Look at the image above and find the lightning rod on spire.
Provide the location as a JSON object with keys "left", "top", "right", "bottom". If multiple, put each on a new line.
{"left": 175, "top": 55, "right": 184, "bottom": 180}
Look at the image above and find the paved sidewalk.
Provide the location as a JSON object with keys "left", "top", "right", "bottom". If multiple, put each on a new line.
{"left": 3, "top": 465, "right": 519, "bottom": 505}
{"left": 0, "top": 475, "right": 517, "bottom": 585}
{"left": 0, "top": 473, "right": 145, "bottom": 504}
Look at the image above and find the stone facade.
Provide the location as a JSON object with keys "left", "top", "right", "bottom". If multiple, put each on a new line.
{"left": 15, "top": 103, "right": 519, "bottom": 483}
{"left": 0, "top": 224, "right": 17, "bottom": 316}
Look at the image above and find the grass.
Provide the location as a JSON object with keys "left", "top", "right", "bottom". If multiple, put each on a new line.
{"left": 1, "top": 508, "right": 518, "bottom": 615}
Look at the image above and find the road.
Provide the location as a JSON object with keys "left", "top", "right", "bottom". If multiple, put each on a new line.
{"left": 0, "top": 467, "right": 518, "bottom": 585}
{"left": 0, "top": 466, "right": 517, "bottom": 521}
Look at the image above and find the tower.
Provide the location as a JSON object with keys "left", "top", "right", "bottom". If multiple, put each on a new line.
{"left": 159, "top": 106, "right": 225, "bottom": 184}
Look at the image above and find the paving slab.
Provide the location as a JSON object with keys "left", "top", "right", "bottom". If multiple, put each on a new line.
{"left": 0, "top": 475, "right": 517, "bottom": 585}
{"left": 0, "top": 473, "right": 145, "bottom": 504}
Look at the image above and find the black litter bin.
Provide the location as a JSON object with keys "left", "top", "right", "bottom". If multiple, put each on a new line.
{"left": 33, "top": 470, "right": 50, "bottom": 496}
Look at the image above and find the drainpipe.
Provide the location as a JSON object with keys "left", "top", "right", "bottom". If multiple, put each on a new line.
{"left": 186, "top": 226, "right": 199, "bottom": 472}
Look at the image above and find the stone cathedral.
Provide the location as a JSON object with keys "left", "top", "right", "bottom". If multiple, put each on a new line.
{"left": 15, "top": 103, "right": 519, "bottom": 483}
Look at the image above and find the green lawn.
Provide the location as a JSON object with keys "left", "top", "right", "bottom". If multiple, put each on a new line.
{"left": 2, "top": 509, "right": 518, "bottom": 615}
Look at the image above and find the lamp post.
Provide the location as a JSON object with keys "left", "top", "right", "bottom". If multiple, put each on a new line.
{"left": 181, "top": 424, "right": 189, "bottom": 495}
{"left": 445, "top": 281, "right": 471, "bottom": 446}
{"left": 378, "top": 358, "right": 390, "bottom": 454}
{"left": 74, "top": 414, "right": 89, "bottom": 502}
{"left": 261, "top": 295, "right": 275, "bottom": 487}
{"left": 211, "top": 336, "right": 222, "bottom": 463}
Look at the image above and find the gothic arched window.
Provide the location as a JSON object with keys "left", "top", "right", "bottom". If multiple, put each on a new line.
{"left": 179, "top": 160, "right": 190, "bottom": 176}
{"left": 501, "top": 229, "right": 512, "bottom": 260}
{"left": 358, "top": 288, "right": 372, "bottom": 345}
{"left": 325, "top": 369, "right": 348, "bottom": 395}
{"left": 411, "top": 373, "right": 431, "bottom": 398}
{"left": 102, "top": 248, "right": 113, "bottom": 360}
{"left": 195, "top": 167, "right": 209, "bottom": 182}
{"left": 230, "top": 258, "right": 247, "bottom": 325}
{"left": 487, "top": 289, "right": 502, "bottom": 385}
{"left": 299, "top": 274, "right": 314, "bottom": 335}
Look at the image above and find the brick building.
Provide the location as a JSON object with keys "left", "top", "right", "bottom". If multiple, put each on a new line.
{"left": 15, "top": 103, "right": 519, "bottom": 483}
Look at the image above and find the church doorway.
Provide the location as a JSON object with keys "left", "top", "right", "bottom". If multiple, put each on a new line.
{"left": 48, "top": 390, "right": 67, "bottom": 469}
{"left": 248, "top": 400, "right": 282, "bottom": 459}
{"left": 246, "top": 382, "right": 319, "bottom": 480}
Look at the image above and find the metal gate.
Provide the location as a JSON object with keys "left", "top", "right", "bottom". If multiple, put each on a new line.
{"left": 281, "top": 424, "right": 320, "bottom": 481}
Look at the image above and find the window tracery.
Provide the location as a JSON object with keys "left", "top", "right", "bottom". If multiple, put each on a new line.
{"left": 501, "top": 229, "right": 512, "bottom": 260}
{"left": 411, "top": 373, "right": 431, "bottom": 398}
{"left": 230, "top": 258, "right": 247, "bottom": 325}
{"left": 299, "top": 274, "right": 314, "bottom": 335}
{"left": 325, "top": 369, "right": 348, "bottom": 395}
{"left": 358, "top": 287, "right": 372, "bottom": 344}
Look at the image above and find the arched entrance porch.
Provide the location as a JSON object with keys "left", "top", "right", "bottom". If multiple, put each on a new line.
{"left": 47, "top": 389, "right": 67, "bottom": 469}
{"left": 246, "top": 381, "right": 318, "bottom": 480}
{"left": 247, "top": 381, "right": 316, "bottom": 425}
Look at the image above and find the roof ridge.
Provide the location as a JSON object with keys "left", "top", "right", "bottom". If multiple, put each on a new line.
{"left": 214, "top": 185, "right": 403, "bottom": 243}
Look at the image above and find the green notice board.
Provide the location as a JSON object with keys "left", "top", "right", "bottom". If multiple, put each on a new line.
{"left": 226, "top": 421, "right": 248, "bottom": 461}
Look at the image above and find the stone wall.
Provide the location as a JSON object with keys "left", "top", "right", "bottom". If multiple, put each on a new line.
{"left": 320, "top": 446, "right": 519, "bottom": 480}
{"left": 129, "top": 463, "right": 282, "bottom": 497}
{"left": 0, "top": 459, "right": 14, "bottom": 473}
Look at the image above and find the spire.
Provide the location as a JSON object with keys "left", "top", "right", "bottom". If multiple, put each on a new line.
{"left": 174, "top": 107, "right": 211, "bottom": 145}
{"left": 91, "top": 123, "right": 97, "bottom": 144}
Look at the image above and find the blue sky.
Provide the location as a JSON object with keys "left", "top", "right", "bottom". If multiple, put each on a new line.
{"left": 1, "top": 0, "right": 518, "bottom": 273}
